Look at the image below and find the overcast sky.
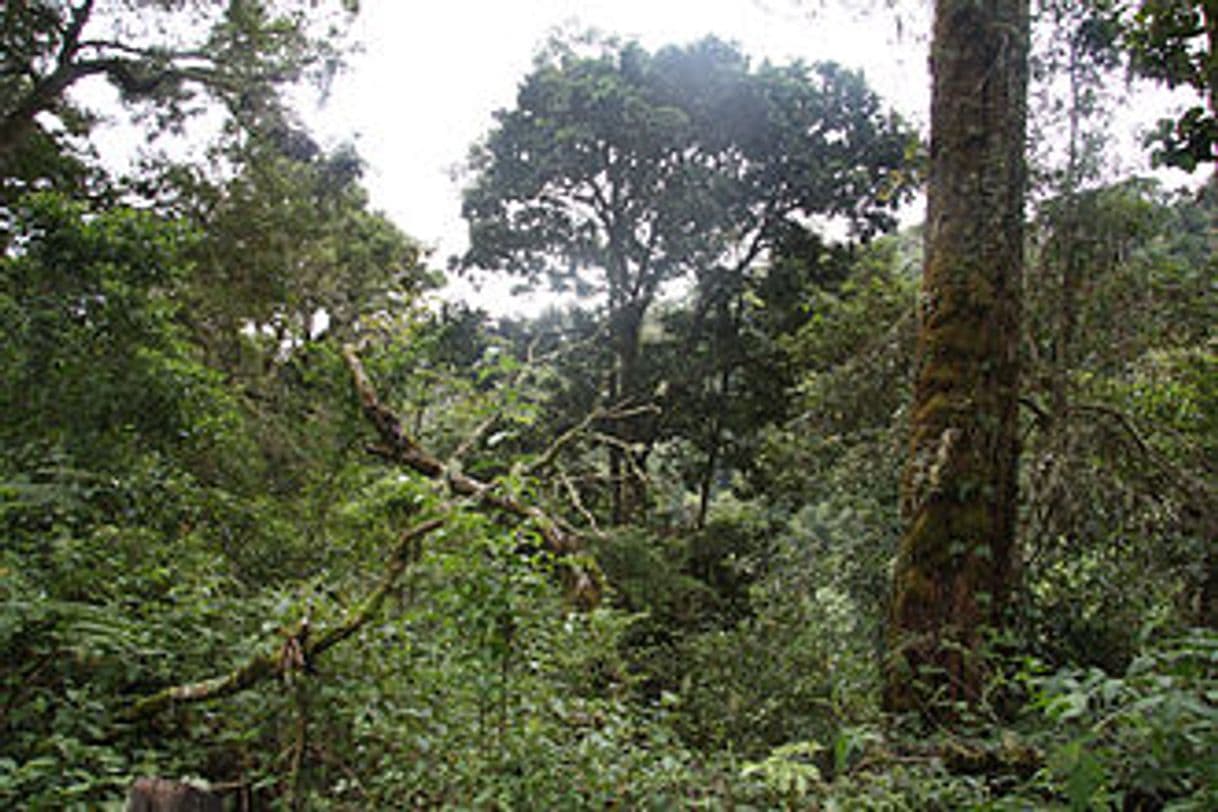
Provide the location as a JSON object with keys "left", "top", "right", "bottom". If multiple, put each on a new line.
{"left": 304, "top": 1, "right": 931, "bottom": 272}
{"left": 83, "top": 1, "right": 1192, "bottom": 315}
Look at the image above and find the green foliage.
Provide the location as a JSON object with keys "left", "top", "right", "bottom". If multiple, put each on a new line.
{"left": 1020, "top": 180, "right": 1218, "bottom": 668}
{"left": 463, "top": 30, "right": 916, "bottom": 302}
{"left": 4, "top": 6, "right": 1218, "bottom": 807}
{"left": 0, "top": 192, "right": 224, "bottom": 466}
{"left": 752, "top": 233, "right": 916, "bottom": 509}
{"left": 307, "top": 509, "right": 706, "bottom": 809}
{"left": 1123, "top": 0, "right": 1218, "bottom": 170}
{"left": 0, "top": 457, "right": 270, "bottom": 806}
{"left": 462, "top": 33, "right": 918, "bottom": 524}
{"left": 1031, "top": 630, "right": 1218, "bottom": 810}
{"left": 0, "top": 0, "right": 357, "bottom": 163}
{"left": 176, "top": 140, "right": 427, "bottom": 362}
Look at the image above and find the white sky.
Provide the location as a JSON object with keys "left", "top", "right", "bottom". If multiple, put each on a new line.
{"left": 302, "top": 0, "right": 932, "bottom": 308}
{"left": 82, "top": 0, "right": 1197, "bottom": 315}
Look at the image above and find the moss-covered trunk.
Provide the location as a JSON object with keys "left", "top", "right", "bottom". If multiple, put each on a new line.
{"left": 886, "top": 0, "right": 1029, "bottom": 717}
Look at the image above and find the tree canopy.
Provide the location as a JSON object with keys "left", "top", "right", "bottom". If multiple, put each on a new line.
{"left": 463, "top": 35, "right": 916, "bottom": 299}
{"left": 2, "top": 3, "right": 1217, "bottom": 809}
{"left": 462, "top": 33, "right": 918, "bottom": 521}
{"left": 0, "top": 0, "right": 356, "bottom": 186}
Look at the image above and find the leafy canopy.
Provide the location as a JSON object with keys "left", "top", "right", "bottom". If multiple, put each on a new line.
{"left": 461, "top": 34, "right": 918, "bottom": 306}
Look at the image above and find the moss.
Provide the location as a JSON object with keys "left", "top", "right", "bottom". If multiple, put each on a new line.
{"left": 948, "top": 502, "right": 991, "bottom": 544}
{"left": 912, "top": 391, "right": 956, "bottom": 427}
{"left": 924, "top": 320, "right": 991, "bottom": 359}
{"left": 893, "top": 563, "right": 941, "bottom": 622}
{"left": 966, "top": 271, "right": 997, "bottom": 306}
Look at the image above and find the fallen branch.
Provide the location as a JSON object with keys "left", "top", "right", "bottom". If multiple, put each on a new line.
{"left": 341, "top": 344, "right": 602, "bottom": 606}
{"left": 521, "top": 402, "right": 657, "bottom": 478}
{"left": 123, "top": 518, "right": 444, "bottom": 719}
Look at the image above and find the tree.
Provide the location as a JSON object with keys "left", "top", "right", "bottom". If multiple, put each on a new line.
{"left": 886, "top": 0, "right": 1030, "bottom": 716}
{"left": 172, "top": 138, "right": 426, "bottom": 369}
{"left": 1020, "top": 181, "right": 1218, "bottom": 662}
{"left": 1124, "top": 0, "right": 1218, "bottom": 171}
{"left": 652, "top": 227, "right": 857, "bottom": 528}
{"left": 0, "top": 0, "right": 355, "bottom": 173}
{"left": 462, "top": 33, "right": 916, "bottom": 522}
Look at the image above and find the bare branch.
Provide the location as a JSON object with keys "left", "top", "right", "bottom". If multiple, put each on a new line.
{"left": 77, "top": 40, "right": 213, "bottom": 62}
{"left": 60, "top": 1, "right": 96, "bottom": 63}
{"left": 558, "top": 472, "right": 599, "bottom": 531}
{"left": 448, "top": 412, "right": 500, "bottom": 467}
{"left": 341, "top": 344, "right": 602, "bottom": 605}
{"left": 522, "top": 410, "right": 603, "bottom": 477}
{"left": 588, "top": 431, "right": 650, "bottom": 486}
{"left": 124, "top": 518, "right": 445, "bottom": 719}
{"left": 523, "top": 402, "right": 658, "bottom": 477}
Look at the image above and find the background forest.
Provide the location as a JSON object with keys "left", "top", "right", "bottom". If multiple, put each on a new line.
{"left": 1, "top": 1, "right": 1216, "bottom": 809}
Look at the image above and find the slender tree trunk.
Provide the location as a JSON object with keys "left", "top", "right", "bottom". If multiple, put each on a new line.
{"left": 1200, "top": 4, "right": 1218, "bottom": 630}
{"left": 696, "top": 365, "right": 732, "bottom": 531}
{"left": 1051, "top": 44, "right": 1084, "bottom": 427}
{"left": 1201, "top": 542, "right": 1218, "bottom": 629}
{"left": 1195, "top": 502, "right": 1218, "bottom": 629}
{"left": 609, "top": 301, "right": 645, "bottom": 524}
{"left": 886, "top": 0, "right": 1029, "bottom": 717}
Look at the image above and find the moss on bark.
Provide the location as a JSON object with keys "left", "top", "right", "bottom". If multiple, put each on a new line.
{"left": 886, "top": 0, "right": 1029, "bottom": 719}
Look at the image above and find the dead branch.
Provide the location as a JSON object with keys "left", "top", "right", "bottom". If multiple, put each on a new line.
{"left": 123, "top": 518, "right": 444, "bottom": 719}
{"left": 522, "top": 402, "right": 658, "bottom": 478}
{"left": 341, "top": 344, "right": 601, "bottom": 605}
{"left": 558, "top": 472, "right": 600, "bottom": 531}
{"left": 1074, "top": 401, "right": 1217, "bottom": 506}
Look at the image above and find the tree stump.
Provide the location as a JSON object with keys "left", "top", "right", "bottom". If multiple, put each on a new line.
{"left": 126, "top": 778, "right": 222, "bottom": 812}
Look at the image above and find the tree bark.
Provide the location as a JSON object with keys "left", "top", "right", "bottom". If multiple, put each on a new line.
{"left": 609, "top": 300, "right": 647, "bottom": 524}
{"left": 126, "top": 778, "right": 221, "bottom": 812}
{"left": 886, "top": 0, "right": 1029, "bottom": 717}
{"left": 1197, "top": 506, "right": 1218, "bottom": 629}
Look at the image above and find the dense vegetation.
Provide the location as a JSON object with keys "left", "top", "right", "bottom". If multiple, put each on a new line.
{"left": 1, "top": 1, "right": 1215, "bottom": 809}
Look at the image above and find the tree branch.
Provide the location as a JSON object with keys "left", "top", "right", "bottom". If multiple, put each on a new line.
{"left": 123, "top": 518, "right": 445, "bottom": 719}
{"left": 60, "top": 1, "right": 96, "bottom": 64}
{"left": 1073, "top": 401, "right": 1218, "bottom": 506}
{"left": 520, "top": 402, "right": 656, "bottom": 478}
{"left": 341, "top": 344, "right": 602, "bottom": 605}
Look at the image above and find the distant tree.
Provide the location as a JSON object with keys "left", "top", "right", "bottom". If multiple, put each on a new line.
{"left": 653, "top": 226, "right": 858, "bottom": 528}
{"left": 462, "top": 33, "right": 917, "bottom": 522}
{"left": 886, "top": 0, "right": 1030, "bottom": 717}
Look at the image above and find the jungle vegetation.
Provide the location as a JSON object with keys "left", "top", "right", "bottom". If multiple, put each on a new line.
{"left": 1, "top": 1, "right": 1216, "bottom": 808}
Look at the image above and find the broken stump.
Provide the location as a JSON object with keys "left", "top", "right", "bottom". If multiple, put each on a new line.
{"left": 126, "top": 777, "right": 222, "bottom": 812}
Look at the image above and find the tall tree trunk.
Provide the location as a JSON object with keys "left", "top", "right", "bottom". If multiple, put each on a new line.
{"left": 1202, "top": 5, "right": 1218, "bottom": 630}
{"left": 886, "top": 0, "right": 1029, "bottom": 717}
